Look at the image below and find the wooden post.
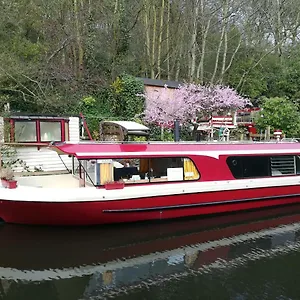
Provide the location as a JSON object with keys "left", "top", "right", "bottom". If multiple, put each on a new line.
{"left": 0, "top": 143, "right": 2, "bottom": 172}
{"left": 0, "top": 115, "right": 4, "bottom": 171}
{"left": 264, "top": 129, "right": 267, "bottom": 141}
{"left": 266, "top": 126, "right": 271, "bottom": 141}
{"left": 79, "top": 161, "right": 85, "bottom": 187}
{"left": 174, "top": 120, "right": 180, "bottom": 142}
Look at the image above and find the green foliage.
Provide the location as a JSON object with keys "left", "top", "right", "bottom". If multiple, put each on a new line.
{"left": 148, "top": 125, "right": 174, "bottom": 141}
{"left": 266, "top": 54, "right": 300, "bottom": 102}
{"left": 1, "top": 145, "right": 29, "bottom": 171}
{"left": 12, "top": 37, "right": 44, "bottom": 61}
{"left": 226, "top": 57, "right": 268, "bottom": 99}
{"left": 229, "top": 126, "right": 249, "bottom": 141}
{"left": 180, "top": 126, "right": 194, "bottom": 141}
{"left": 76, "top": 88, "right": 115, "bottom": 139}
{"left": 81, "top": 96, "right": 96, "bottom": 106}
{"left": 227, "top": 50, "right": 300, "bottom": 103}
{"left": 255, "top": 97, "right": 300, "bottom": 137}
{"left": 3, "top": 0, "right": 300, "bottom": 136}
{"left": 148, "top": 124, "right": 193, "bottom": 141}
{"left": 77, "top": 75, "right": 145, "bottom": 139}
{"left": 110, "top": 74, "right": 145, "bottom": 120}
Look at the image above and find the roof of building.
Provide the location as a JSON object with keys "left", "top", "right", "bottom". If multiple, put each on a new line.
{"left": 138, "top": 77, "right": 181, "bottom": 89}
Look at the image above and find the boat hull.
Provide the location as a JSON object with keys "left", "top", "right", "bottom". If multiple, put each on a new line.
{"left": 1, "top": 184, "right": 300, "bottom": 225}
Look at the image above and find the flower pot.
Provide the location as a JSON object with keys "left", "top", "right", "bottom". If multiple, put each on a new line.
{"left": 1, "top": 179, "right": 17, "bottom": 189}
{"left": 104, "top": 182, "right": 125, "bottom": 190}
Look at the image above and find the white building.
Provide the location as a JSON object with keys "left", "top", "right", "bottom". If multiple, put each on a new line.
{"left": 0, "top": 115, "right": 80, "bottom": 173}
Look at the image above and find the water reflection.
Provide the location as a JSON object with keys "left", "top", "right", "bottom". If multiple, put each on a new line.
{"left": 2, "top": 205, "right": 300, "bottom": 299}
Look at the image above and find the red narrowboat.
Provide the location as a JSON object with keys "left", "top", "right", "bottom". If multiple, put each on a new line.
{"left": 1, "top": 141, "right": 300, "bottom": 225}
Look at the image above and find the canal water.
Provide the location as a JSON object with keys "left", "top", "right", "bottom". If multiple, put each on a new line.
{"left": 2, "top": 205, "right": 300, "bottom": 300}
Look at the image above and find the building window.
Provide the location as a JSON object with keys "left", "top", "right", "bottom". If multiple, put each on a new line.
{"left": 9, "top": 118, "right": 69, "bottom": 144}
{"left": 40, "top": 121, "right": 62, "bottom": 142}
{"left": 14, "top": 121, "right": 37, "bottom": 142}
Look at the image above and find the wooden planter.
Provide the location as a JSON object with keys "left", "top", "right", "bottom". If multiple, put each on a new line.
{"left": 1, "top": 179, "right": 18, "bottom": 189}
{"left": 104, "top": 182, "right": 125, "bottom": 190}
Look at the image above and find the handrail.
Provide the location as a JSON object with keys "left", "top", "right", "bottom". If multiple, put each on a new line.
{"left": 2, "top": 140, "right": 298, "bottom": 147}
{"left": 2, "top": 142, "right": 49, "bottom": 147}
{"left": 61, "top": 140, "right": 299, "bottom": 145}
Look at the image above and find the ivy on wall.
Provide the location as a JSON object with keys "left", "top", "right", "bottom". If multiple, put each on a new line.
{"left": 77, "top": 74, "right": 145, "bottom": 139}
{"left": 110, "top": 74, "right": 145, "bottom": 119}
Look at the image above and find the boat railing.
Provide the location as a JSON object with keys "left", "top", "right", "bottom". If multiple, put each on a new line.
{"left": 62, "top": 139, "right": 299, "bottom": 145}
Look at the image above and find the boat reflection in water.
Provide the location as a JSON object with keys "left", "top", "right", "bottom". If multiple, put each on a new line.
{"left": 2, "top": 205, "right": 300, "bottom": 299}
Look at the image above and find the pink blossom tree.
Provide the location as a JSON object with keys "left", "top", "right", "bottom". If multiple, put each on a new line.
{"left": 142, "top": 84, "right": 202, "bottom": 127}
{"left": 143, "top": 84, "right": 251, "bottom": 127}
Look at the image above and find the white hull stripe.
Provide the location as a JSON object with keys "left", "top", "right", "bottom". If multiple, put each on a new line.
{"left": 1, "top": 176, "right": 300, "bottom": 202}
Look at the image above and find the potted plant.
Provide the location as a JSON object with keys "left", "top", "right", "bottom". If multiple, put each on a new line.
{"left": 0, "top": 167, "right": 17, "bottom": 189}
{"left": 104, "top": 180, "right": 125, "bottom": 190}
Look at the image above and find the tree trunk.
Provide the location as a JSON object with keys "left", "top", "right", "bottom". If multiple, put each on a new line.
{"left": 144, "top": 0, "right": 151, "bottom": 76}
{"left": 210, "top": 0, "right": 228, "bottom": 84}
{"left": 188, "top": 0, "right": 200, "bottom": 82}
{"left": 175, "top": 37, "right": 183, "bottom": 81}
{"left": 166, "top": 0, "right": 170, "bottom": 80}
{"left": 222, "top": 36, "right": 242, "bottom": 80}
{"left": 196, "top": 2, "right": 211, "bottom": 84}
{"left": 151, "top": 4, "right": 157, "bottom": 79}
{"left": 275, "top": 0, "right": 282, "bottom": 58}
{"left": 157, "top": 0, "right": 165, "bottom": 79}
{"left": 219, "top": 24, "right": 228, "bottom": 84}
{"left": 73, "top": 0, "right": 84, "bottom": 79}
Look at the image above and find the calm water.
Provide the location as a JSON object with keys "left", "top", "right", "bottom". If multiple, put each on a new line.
{"left": 2, "top": 206, "right": 300, "bottom": 300}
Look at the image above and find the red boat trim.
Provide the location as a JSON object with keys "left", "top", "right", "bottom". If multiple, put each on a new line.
{"left": 102, "top": 192, "right": 300, "bottom": 213}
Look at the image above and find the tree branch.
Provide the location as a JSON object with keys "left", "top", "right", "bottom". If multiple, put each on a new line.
{"left": 46, "top": 37, "right": 71, "bottom": 64}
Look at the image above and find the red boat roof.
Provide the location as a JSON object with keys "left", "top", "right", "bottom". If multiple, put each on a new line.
{"left": 50, "top": 141, "right": 300, "bottom": 159}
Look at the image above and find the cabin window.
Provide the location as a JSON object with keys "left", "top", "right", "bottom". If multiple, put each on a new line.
{"left": 227, "top": 155, "right": 300, "bottom": 179}
{"left": 79, "top": 157, "right": 200, "bottom": 186}
{"left": 147, "top": 157, "right": 200, "bottom": 183}
{"left": 227, "top": 156, "right": 270, "bottom": 178}
{"left": 8, "top": 118, "right": 69, "bottom": 144}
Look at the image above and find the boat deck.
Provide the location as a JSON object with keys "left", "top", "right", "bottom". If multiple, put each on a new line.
{"left": 15, "top": 174, "right": 86, "bottom": 188}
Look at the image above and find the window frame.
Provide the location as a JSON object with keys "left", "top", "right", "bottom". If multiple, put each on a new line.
{"left": 77, "top": 156, "right": 201, "bottom": 187}
{"left": 13, "top": 120, "right": 38, "bottom": 142}
{"left": 123, "top": 157, "right": 200, "bottom": 185}
{"left": 226, "top": 155, "right": 300, "bottom": 179}
{"left": 8, "top": 118, "right": 70, "bottom": 144}
{"left": 39, "top": 120, "right": 63, "bottom": 142}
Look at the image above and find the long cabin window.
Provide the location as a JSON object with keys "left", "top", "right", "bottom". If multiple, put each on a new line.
{"left": 9, "top": 119, "right": 69, "bottom": 143}
{"left": 79, "top": 157, "right": 200, "bottom": 186}
{"left": 227, "top": 155, "right": 300, "bottom": 179}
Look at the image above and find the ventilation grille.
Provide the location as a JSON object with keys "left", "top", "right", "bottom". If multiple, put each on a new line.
{"left": 271, "top": 156, "right": 296, "bottom": 176}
